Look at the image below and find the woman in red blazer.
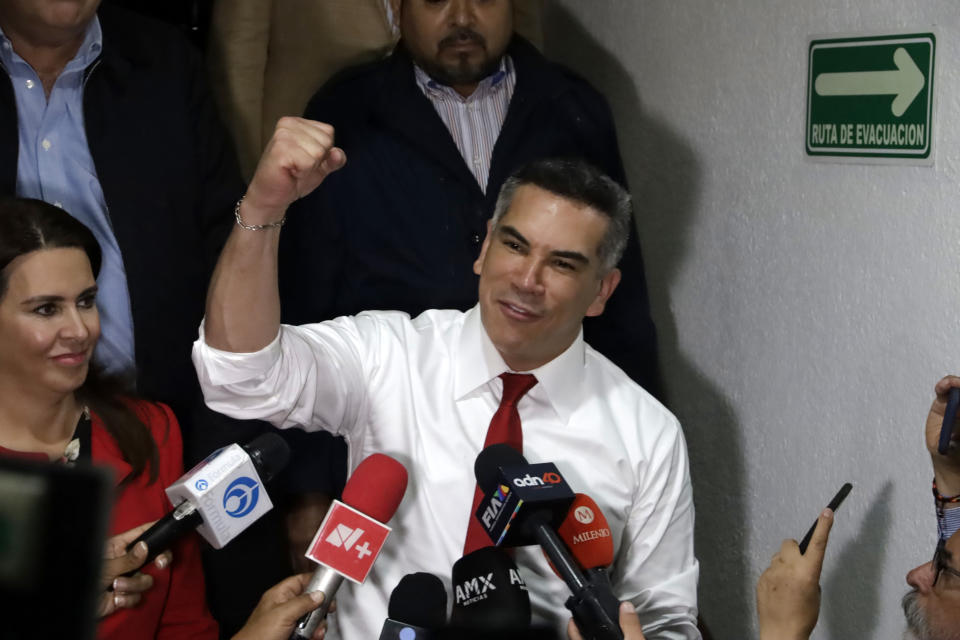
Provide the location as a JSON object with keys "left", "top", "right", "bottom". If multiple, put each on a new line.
{"left": 0, "top": 197, "right": 217, "bottom": 639}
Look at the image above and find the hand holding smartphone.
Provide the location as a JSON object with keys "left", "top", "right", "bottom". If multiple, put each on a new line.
{"left": 938, "top": 387, "right": 960, "bottom": 456}
{"left": 798, "top": 483, "right": 852, "bottom": 554}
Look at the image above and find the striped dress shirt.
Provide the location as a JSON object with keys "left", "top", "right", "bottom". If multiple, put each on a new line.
{"left": 414, "top": 57, "right": 516, "bottom": 192}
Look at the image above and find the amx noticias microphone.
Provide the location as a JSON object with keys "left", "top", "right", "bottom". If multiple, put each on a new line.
{"left": 449, "top": 546, "right": 531, "bottom": 630}
{"left": 292, "top": 453, "right": 408, "bottom": 639}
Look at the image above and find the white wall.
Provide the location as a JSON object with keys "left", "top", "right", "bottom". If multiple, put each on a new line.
{"left": 544, "top": 2, "right": 960, "bottom": 638}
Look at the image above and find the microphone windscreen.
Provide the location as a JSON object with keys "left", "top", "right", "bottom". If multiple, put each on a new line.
{"left": 557, "top": 493, "right": 614, "bottom": 570}
{"left": 450, "top": 547, "right": 530, "bottom": 629}
{"left": 241, "top": 432, "right": 291, "bottom": 481}
{"left": 388, "top": 572, "right": 447, "bottom": 628}
{"left": 474, "top": 443, "right": 527, "bottom": 494}
{"left": 341, "top": 453, "right": 408, "bottom": 522}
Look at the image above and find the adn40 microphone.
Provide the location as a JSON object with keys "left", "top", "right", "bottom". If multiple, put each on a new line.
{"left": 449, "top": 546, "right": 530, "bottom": 630}
{"left": 473, "top": 443, "right": 574, "bottom": 547}
{"left": 378, "top": 572, "right": 447, "bottom": 639}
{"left": 126, "top": 432, "right": 290, "bottom": 566}
{"left": 292, "top": 453, "right": 408, "bottom": 639}
{"left": 474, "top": 446, "right": 623, "bottom": 640}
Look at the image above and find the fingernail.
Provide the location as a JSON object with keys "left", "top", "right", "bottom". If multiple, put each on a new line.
{"left": 620, "top": 601, "right": 636, "bottom": 613}
{"left": 133, "top": 542, "right": 147, "bottom": 558}
{"left": 309, "top": 590, "right": 324, "bottom": 604}
{"left": 822, "top": 508, "right": 834, "bottom": 518}
{"left": 155, "top": 555, "right": 168, "bottom": 569}
{"left": 114, "top": 594, "right": 123, "bottom": 608}
{"left": 113, "top": 578, "right": 124, "bottom": 592}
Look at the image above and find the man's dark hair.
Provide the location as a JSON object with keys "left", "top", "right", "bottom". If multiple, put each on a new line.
{"left": 491, "top": 158, "right": 632, "bottom": 273}
{"left": 0, "top": 197, "right": 159, "bottom": 484}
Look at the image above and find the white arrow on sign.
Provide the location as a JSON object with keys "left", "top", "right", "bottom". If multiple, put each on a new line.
{"left": 814, "top": 47, "right": 924, "bottom": 117}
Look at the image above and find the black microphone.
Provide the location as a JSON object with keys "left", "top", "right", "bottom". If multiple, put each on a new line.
{"left": 449, "top": 547, "right": 531, "bottom": 630}
{"left": 124, "top": 432, "right": 290, "bottom": 569}
{"left": 378, "top": 572, "right": 447, "bottom": 639}
{"left": 474, "top": 445, "right": 623, "bottom": 640}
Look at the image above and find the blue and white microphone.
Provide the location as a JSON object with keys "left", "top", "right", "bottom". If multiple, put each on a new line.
{"left": 125, "top": 432, "right": 290, "bottom": 564}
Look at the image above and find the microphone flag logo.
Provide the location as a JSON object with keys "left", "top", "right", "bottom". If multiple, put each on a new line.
{"left": 222, "top": 476, "right": 259, "bottom": 518}
{"left": 573, "top": 505, "right": 595, "bottom": 524}
{"left": 305, "top": 501, "right": 391, "bottom": 584}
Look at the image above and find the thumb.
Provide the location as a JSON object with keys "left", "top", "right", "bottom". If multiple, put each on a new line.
{"left": 805, "top": 508, "right": 834, "bottom": 575}
{"left": 275, "top": 589, "right": 325, "bottom": 626}
{"left": 618, "top": 602, "right": 646, "bottom": 639}
{"left": 566, "top": 618, "right": 585, "bottom": 640}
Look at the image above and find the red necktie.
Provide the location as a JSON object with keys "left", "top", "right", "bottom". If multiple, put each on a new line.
{"left": 462, "top": 372, "right": 538, "bottom": 555}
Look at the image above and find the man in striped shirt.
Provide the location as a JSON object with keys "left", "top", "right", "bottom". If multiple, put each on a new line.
{"left": 280, "top": 0, "right": 659, "bottom": 391}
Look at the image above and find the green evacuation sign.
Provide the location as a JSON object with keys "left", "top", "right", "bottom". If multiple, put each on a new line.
{"left": 806, "top": 33, "right": 935, "bottom": 161}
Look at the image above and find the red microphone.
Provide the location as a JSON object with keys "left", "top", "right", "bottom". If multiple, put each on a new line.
{"left": 547, "top": 494, "right": 624, "bottom": 640}
{"left": 291, "top": 453, "right": 408, "bottom": 639}
{"left": 557, "top": 493, "right": 615, "bottom": 569}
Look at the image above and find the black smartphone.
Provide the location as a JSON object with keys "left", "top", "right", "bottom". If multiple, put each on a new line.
{"left": 938, "top": 387, "right": 960, "bottom": 455}
{"left": 798, "top": 482, "right": 852, "bottom": 554}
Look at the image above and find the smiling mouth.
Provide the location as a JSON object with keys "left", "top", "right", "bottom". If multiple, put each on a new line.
{"left": 51, "top": 351, "right": 90, "bottom": 366}
{"left": 498, "top": 300, "right": 543, "bottom": 321}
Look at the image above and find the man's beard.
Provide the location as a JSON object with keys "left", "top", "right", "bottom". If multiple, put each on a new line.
{"left": 902, "top": 590, "right": 935, "bottom": 640}
{"left": 417, "top": 27, "right": 502, "bottom": 88}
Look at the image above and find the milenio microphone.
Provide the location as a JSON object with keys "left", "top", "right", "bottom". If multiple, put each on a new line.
{"left": 551, "top": 494, "right": 623, "bottom": 639}
{"left": 449, "top": 546, "right": 531, "bottom": 630}
{"left": 125, "top": 432, "right": 290, "bottom": 568}
{"left": 379, "top": 572, "right": 447, "bottom": 639}
{"left": 474, "top": 445, "right": 622, "bottom": 640}
{"left": 291, "top": 453, "right": 408, "bottom": 639}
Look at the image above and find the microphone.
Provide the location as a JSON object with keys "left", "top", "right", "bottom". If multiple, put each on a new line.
{"left": 474, "top": 446, "right": 623, "bottom": 640}
{"left": 378, "top": 572, "right": 447, "bottom": 639}
{"left": 473, "top": 443, "right": 574, "bottom": 547}
{"left": 126, "top": 432, "right": 290, "bottom": 566}
{"left": 292, "top": 453, "right": 408, "bottom": 639}
{"left": 551, "top": 494, "right": 623, "bottom": 640}
{"left": 449, "top": 546, "right": 531, "bottom": 630}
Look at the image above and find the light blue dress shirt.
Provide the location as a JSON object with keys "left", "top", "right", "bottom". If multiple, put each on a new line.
{"left": 1, "top": 17, "right": 137, "bottom": 375}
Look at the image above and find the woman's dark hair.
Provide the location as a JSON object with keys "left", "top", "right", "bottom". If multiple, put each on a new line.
{"left": 0, "top": 198, "right": 159, "bottom": 484}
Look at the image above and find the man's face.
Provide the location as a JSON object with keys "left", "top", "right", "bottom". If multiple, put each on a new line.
{"left": 0, "top": 0, "right": 100, "bottom": 45}
{"left": 902, "top": 530, "right": 960, "bottom": 640}
{"left": 473, "top": 184, "right": 621, "bottom": 372}
{"left": 395, "top": 0, "right": 513, "bottom": 94}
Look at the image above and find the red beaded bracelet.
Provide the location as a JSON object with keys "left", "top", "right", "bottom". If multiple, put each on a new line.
{"left": 933, "top": 480, "right": 960, "bottom": 519}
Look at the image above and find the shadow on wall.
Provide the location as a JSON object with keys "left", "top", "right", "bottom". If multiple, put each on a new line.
{"left": 541, "top": 6, "right": 749, "bottom": 638}
{"left": 822, "top": 480, "right": 893, "bottom": 639}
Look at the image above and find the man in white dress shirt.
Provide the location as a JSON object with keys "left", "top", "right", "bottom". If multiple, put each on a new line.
{"left": 193, "top": 118, "right": 699, "bottom": 639}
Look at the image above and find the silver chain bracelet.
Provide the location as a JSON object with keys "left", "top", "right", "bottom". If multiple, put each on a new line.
{"left": 234, "top": 195, "right": 286, "bottom": 231}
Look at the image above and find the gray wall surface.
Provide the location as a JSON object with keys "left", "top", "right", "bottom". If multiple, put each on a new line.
{"left": 543, "top": 2, "right": 960, "bottom": 638}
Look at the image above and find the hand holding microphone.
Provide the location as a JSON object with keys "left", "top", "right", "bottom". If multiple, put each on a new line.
{"left": 125, "top": 432, "right": 291, "bottom": 570}
{"left": 292, "top": 453, "right": 408, "bottom": 639}
{"left": 98, "top": 521, "right": 172, "bottom": 618}
{"left": 233, "top": 573, "right": 328, "bottom": 640}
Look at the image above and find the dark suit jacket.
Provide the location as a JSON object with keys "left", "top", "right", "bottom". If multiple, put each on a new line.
{"left": 0, "top": 6, "right": 241, "bottom": 439}
{"left": 280, "top": 37, "right": 660, "bottom": 393}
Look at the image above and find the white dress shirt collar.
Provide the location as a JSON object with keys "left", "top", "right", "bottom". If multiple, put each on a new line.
{"left": 455, "top": 305, "right": 587, "bottom": 425}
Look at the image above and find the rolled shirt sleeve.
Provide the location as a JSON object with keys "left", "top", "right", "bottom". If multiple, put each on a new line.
{"left": 192, "top": 316, "right": 373, "bottom": 436}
